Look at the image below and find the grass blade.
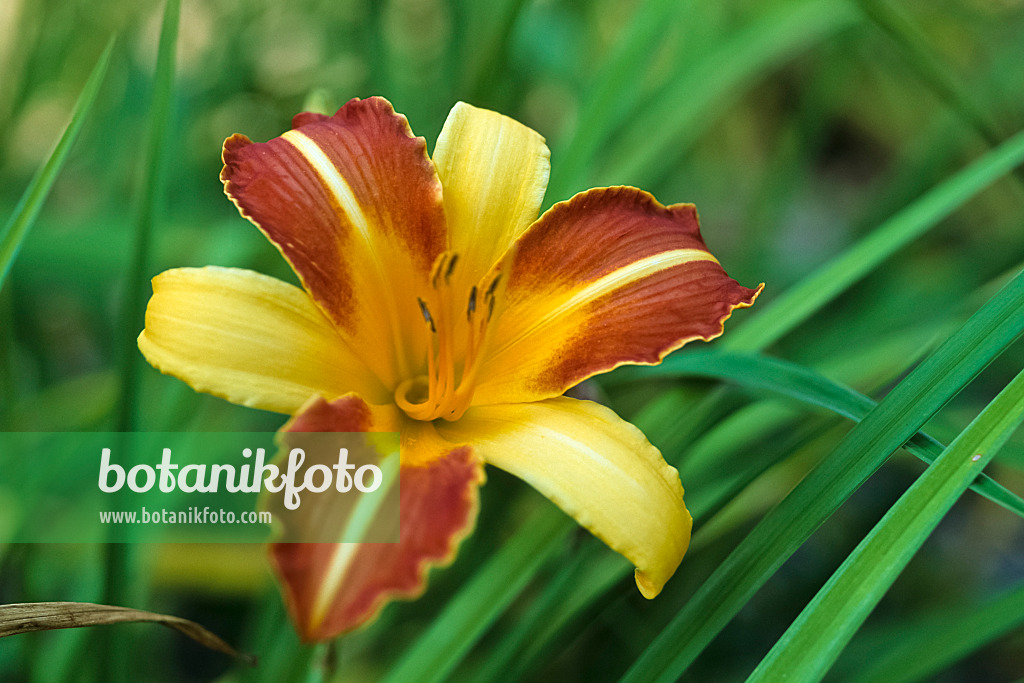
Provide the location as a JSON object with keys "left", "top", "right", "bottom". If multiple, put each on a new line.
{"left": 614, "top": 350, "right": 1024, "bottom": 518}
{"left": 0, "top": 36, "right": 115, "bottom": 289}
{"left": 747, "top": 367, "right": 1024, "bottom": 681}
{"left": 463, "top": 542, "right": 625, "bottom": 683}
{"left": 847, "top": 579, "right": 1024, "bottom": 683}
{"left": 620, "top": 266, "right": 1024, "bottom": 682}
{"left": 115, "top": 0, "right": 179, "bottom": 433}
{"left": 382, "top": 508, "right": 572, "bottom": 683}
{"left": 546, "top": 0, "right": 697, "bottom": 199}
{"left": 593, "top": 0, "right": 858, "bottom": 189}
{"left": 101, "top": 1, "right": 178, "bottom": 679}
{"left": 723, "top": 128, "right": 1024, "bottom": 351}
{"left": 853, "top": 0, "right": 1006, "bottom": 148}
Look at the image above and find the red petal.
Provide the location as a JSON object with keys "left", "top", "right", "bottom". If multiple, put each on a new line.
{"left": 475, "top": 187, "right": 762, "bottom": 405}
{"left": 269, "top": 396, "right": 484, "bottom": 640}
{"left": 221, "top": 97, "right": 447, "bottom": 387}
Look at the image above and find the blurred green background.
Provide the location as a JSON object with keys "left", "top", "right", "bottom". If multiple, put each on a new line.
{"left": 2, "top": 0, "right": 1024, "bottom": 680}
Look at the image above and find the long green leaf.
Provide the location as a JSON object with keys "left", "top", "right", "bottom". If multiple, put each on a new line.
{"left": 546, "top": 0, "right": 697, "bottom": 199}
{"left": 115, "top": 0, "right": 179, "bottom": 433}
{"left": 460, "top": 0, "right": 530, "bottom": 101}
{"left": 594, "top": 0, "right": 858, "bottom": 188}
{"left": 723, "top": 127, "right": 1024, "bottom": 351}
{"left": 101, "top": 2, "right": 178, "bottom": 680}
{"left": 0, "top": 37, "right": 115, "bottom": 288}
{"left": 382, "top": 508, "right": 572, "bottom": 683}
{"left": 614, "top": 350, "right": 1024, "bottom": 518}
{"left": 853, "top": 0, "right": 1006, "bottom": 148}
{"left": 847, "top": 579, "right": 1024, "bottom": 683}
{"left": 621, "top": 266, "right": 1024, "bottom": 682}
{"left": 748, "top": 367, "right": 1024, "bottom": 681}
{"left": 463, "top": 542, "right": 625, "bottom": 683}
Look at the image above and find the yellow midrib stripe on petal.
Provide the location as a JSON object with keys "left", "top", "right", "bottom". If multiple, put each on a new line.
{"left": 282, "top": 129, "right": 413, "bottom": 382}
{"left": 282, "top": 130, "right": 371, "bottom": 241}
{"left": 490, "top": 248, "right": 719, "bottom": 360}
{"left": 307, "top": 451, "right": 401, "bottom": 630}
{"left": 309, "top": 544, "right": 360, "bottom": 630}
{"left": 547, "top": 419, "right": 674, "bottom": 503}
{"left": 521, "top": 421, "right": 659, "bottom": 503}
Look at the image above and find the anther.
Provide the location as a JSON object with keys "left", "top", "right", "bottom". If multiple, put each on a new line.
{"left": 487, "top": 296, "right": 496, "bottom": 321}
{"left": 485, "top": 274, "right": 502, "bottom": 300}
{"left": 467, "top": 286, "right": 478, "bottom": 320}
{"left": 417, "top": 297, "right": 436, "bottom": 333}
{"left": 430, "top": 254, "right": 446, "bottom": 289}
{"left": 445, "top": 253, "right": 459, "bottom": 283}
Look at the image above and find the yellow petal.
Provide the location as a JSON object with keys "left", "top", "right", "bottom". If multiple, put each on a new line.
{"left": 138, "top": 266, "right": 388, "bottom": 413}
{"left": 432, "top": 101, "right": 550, "bottom": 290}
{"left": 436, "top": 396, "right": 691, "bottom": 597}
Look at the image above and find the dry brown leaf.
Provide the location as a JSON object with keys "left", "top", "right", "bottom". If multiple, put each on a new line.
{"left": 0, "top": 601, "right": 255, "bottom": 665}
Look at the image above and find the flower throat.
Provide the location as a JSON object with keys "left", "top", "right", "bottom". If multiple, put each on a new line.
{"left": 394, "top": 252, "right": 503, "bottom": 422}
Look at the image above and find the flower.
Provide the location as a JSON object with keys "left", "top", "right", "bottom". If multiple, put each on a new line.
{"left": 138, "top": 97, "right": 762, "bottom": 640}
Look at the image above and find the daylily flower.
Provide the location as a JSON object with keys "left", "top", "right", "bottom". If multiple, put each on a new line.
{"left": 138, "top": 96, "right": 761, "bottom": 640}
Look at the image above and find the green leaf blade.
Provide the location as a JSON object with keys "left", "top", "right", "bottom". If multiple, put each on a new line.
{"left": 382, "top": 509, "right": 572, "bottom": 683}
{"left": 723, "top": 127, "right": 1024, "bottom": 351}
{"left": 747, "top": 367, "right": 1024, "bottom": 681}
{"left": 114, "top": 0, "right": 180, "bottom": 433}
{"left": 595, "top": 0, "right": 858, "bottom": 189}
{"left": 848, "top": 580, "right": 1024, "bottom": 683}
{"left": 617, "top": 350, "right": 1024, "bottom": 518}
{"left": 0, "top": 36, "right": 116, "bottom": 289}
{"left": 621, "top": 264, "right": 1024, "bottom": 682}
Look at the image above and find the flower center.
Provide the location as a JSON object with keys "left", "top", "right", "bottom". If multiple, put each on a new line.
{"left": 394, "top": 252, "right": 503, "bottom": 422}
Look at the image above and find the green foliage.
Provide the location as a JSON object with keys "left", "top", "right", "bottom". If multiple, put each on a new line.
{"left": 0, "top": 37, "right": 114, "bottom": 288}
{"left": 3, "top": 0, "right": 1024, "bottom": 681}
{"left": 748, "top": 366, "right": 1024, "bottom": 680}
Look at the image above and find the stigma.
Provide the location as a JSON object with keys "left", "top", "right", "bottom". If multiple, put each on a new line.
{"left": 395, "top": 252, "right": 503, "bottom": 422}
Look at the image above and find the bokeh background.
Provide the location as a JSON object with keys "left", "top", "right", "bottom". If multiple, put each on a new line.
{"left": 2, "top": 0, "right": 1024, "bottom": 680}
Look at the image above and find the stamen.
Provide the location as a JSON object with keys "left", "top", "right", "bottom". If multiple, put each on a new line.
{"left": 398, "top": 255, "right": 505, "bottom": 422}
{"left": 444, "top": 253, "right": 459, "bottom": 283}
{"left": 430, "top": 253, "right": 449, "bottom": 289}
{"left": 467, "top": 286, "right": 477, "bottom": 320}
{"left": 417, "top": 297, "right": 436, "bottom": 333}
{"left": 485, "top": 274, "right": 501, "bottom": 299}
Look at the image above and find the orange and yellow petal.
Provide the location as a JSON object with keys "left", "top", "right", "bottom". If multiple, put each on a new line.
{"left": 221, "top": 96, "right": 447, "bottom": 388}
{"left": 436, "top": 396, "right": 690, "bottom": 598}
{"left": 432, "top": 101, "right": 550, "bottom": 292}
{"left": 269, "top": 395, "right": 485, "bottom": 640}
{"left": 137, "top": 267, "right": 388, "bottom": 413}
{"left": 474, "top": 187, "right": 762, "bottom": 406}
